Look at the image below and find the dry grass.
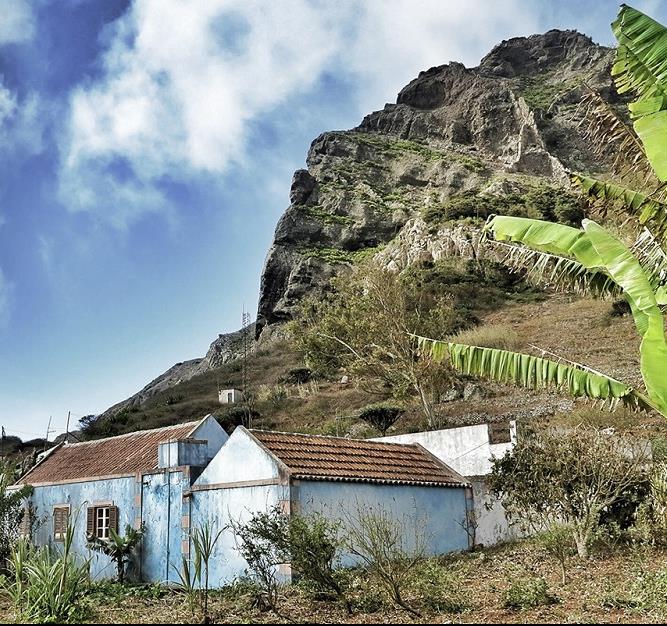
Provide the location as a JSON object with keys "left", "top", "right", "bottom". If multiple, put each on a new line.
{"left": 451, "top": 324, "right": 523, "bottom": 351}
{"left": 3, "top": 540, "right": 667, "bottom": 624}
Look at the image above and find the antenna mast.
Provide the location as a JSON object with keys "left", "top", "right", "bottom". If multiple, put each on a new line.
{"left": 241, "top": 306, "right": 252, "bottom": 428}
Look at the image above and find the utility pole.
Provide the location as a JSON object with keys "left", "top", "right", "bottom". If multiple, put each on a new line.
{"left": 44, "top": 416, "right": 52, "bottom": 451}
{"left": 65, "top": 411, "right": 71, "bottom": 444}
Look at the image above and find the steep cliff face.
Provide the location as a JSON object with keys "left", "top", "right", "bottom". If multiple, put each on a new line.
{"left": 256, "top": 30, "right": 614, "bottom": 338}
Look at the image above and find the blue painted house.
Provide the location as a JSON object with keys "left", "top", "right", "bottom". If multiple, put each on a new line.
{"left": 14, "top": 415, "right": 228, "bottom": 582}
{"left": 15, "top": 418, "right": 473, "bottom": 586}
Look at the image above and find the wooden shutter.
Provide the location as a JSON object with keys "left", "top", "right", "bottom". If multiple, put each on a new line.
{"left": 109, "top": 506, "right": 119, "bottom": 534}
{"left": 86, "top": 507, "right": 95, "bottom": 537}
{"left": 54, "top": 507, "right": 69, "bottom": 541}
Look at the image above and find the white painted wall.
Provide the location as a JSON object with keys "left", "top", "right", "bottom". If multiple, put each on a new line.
{"left": 191, "top": 414, "right": 229, "bottom": 461}
{"left": 372, "top": 421, "right": 516, "bottom": 477}
{"left": 194, "top": 427, "right": 280, "bottom": 486}
{"left": 218, "top": 389, "right": 243, "bottom": 404}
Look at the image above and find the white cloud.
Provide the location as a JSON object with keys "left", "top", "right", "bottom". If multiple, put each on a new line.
{"left": 0, "top": 78, "right": 48, "bottom": 156}
{"left": 59, "top": 0, "right": 540, "bottom": 226}
{"left": 0, "top": 0, "right": 35, "bottom": 45}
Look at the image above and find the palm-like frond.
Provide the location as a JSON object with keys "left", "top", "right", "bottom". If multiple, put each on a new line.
{"left": 612, "top": 5, "right": 667, "bottom": 102}
{"left": 572, "top": 173, "right": 667, "bottom": 242}
{"left": 416, "top": 337, "right": 651, "bottom": 411}
{"left": 577, "top": 88, "right": 652, "bottom": 181}
{"left": 611, "top": 5, "right": 667, "bottom": 180}
{"left": 481, "top": 214, "right": 667, "bottom": 416}
{"left": 490, "top": 239, "right": 619, "bottom": 298}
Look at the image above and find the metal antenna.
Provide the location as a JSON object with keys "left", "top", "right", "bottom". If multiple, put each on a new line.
{"left": 241, "top": 306, "right": 252, "bottom": 428}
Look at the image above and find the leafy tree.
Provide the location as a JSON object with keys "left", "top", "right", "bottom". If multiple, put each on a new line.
{"left": 357, "top": 403, "right": 405, "bottom": 436}
{"left": 294, "top": 263, "right": 460, "bottom": 428}
{"left": 489, "top": 427, "right": 650, "bottom": 558}
{"left": 0, "top": 467, "right": 32, "bottom": 571}
{"left": 418, "top": 5, "right": 667, "bottom": 419}
{"left": 87, "top": 523, "right": 145, "bottom": 583}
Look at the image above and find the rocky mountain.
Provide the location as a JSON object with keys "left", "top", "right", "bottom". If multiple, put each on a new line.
{"left": 96, "top": 29, "right": 618, "bottom": 423}
{"left": 256, "top": 29, "right": 614, "bottom": 338}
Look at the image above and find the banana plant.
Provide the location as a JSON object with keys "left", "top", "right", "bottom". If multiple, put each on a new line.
{"left": 418, "top": 215, "right": 667, "bottom": 416}
{"left": 419, "top": 4, "right": 667, "bottom": 418}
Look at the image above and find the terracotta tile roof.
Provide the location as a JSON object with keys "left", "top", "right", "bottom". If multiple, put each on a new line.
{"left": 15, "top": 421, "right": 200, "bottom": 486}
{"left": 249, "top": 429, "right": 467, "bottom": 487}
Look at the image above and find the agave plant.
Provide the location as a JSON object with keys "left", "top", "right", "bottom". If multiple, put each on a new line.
{"left": 418, "top": 4, "right": 667, "bottom": 419}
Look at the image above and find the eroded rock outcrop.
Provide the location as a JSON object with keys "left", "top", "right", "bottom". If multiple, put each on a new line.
{"left": 256, "top": 29, "right": 615, "bottom": 339}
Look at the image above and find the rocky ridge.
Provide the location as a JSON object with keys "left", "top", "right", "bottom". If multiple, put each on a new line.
{"left": 98, "top": 29, "right": 617, "bottom": 420}
{"left": 256, "top": 29, "right": 615, "bottom": 338}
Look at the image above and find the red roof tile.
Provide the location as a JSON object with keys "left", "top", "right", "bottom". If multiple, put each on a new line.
{"left": 15, "top": 421, "right": 200, "bottom": 486}
{"left": 249, "top": 430, "right": 466, "bottom": 487}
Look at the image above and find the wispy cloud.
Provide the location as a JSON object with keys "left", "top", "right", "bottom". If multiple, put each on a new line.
{"left": 0, "top": 78, "right": 49, "bottom": 157}
{"left": 58, "top": 0, "right": 539, "bottom": 227}
{"left": 0, "top": 0, "right": 35, "bottom": 45}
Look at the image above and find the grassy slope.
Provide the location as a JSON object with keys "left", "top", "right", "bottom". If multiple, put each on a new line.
{"left": 86, "top": 288, "right": 667, "bottom": 442}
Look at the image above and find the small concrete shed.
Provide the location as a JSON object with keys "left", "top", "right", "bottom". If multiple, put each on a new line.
{"left": 187, "top": 427, "right": 474, "bottom": 587}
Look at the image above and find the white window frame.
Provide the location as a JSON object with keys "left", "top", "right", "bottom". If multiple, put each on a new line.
{"left": 95, "top": 506, "right": 111, "bottom": 539}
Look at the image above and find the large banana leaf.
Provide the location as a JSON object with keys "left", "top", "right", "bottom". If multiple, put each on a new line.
{"left": 417, "top": 338, "right": 650, "bottom": 410}
{"left": 482, "top": 214, "right": 667, "bottom": 416}
{"left": 571, "top": 173, "right": 667, "bottom": 242}
{"left": 484, "top": 215, "right": 604, "bottom": 268}
{"left": 612, "top": 5, "right": 667, "bottom": 179}
{"left": 582, "top": 220, "right": 667, "bottom": 415}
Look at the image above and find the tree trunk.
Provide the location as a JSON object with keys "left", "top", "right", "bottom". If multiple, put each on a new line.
{"left": 574, "top": 530, "right": 589, "bottom": 559}
{"left": 416, "top": 384, "right": 435, "bottom": 428}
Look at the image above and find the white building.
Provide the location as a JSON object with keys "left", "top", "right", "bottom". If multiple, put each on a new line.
{"left": 373, "top": 421, "right": 519, "bottom": 547}
{"left": 218, "top": 388, "right": 243, "bottom": 405}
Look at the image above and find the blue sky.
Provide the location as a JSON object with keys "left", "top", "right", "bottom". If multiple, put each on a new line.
{"left": 0, "top": 0, "right": 663, "bottom": 440}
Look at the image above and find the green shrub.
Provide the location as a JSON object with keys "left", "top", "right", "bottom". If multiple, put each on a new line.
{"left": 626, "top": 567, "right": 667, "bottom": 613}
{"left": 502, "top": 576, "right": 559, "bottom": 610}
{"left": 536, "top": 524, "right": 577, "bottom": 584}
{"left": 412, "top": 560, "right": 468, "bottom": 614}
{"left": 357, "top": 403, "right": 405, "bottom": 436}
{"left": 282, "top": 367, "right": 313, "bottom": 384}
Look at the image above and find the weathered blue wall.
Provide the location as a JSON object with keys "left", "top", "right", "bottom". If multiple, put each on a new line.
{"left": 139, "top": 470, "right": 187, "bottom": 584}
{"left": 292, "top": 480, "right": 471, "bottom": 565}
{"left": 188, "top": 483, "right": 290, "bottom": 587}
{"left": 29, "top": 469, "right": 189, "bottom": 583}
{"left": 30, "top": 476, "right": 137, "bottom": 580}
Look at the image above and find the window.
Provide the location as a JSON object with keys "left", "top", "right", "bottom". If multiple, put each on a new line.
{"left": 227, "top": 392, "right": 233, "bottom": 403}
{"left": 86, "top": 505, "right": 118, "bottom": 539}
{"left": 53, "top": 506, "right": 70, "bottom": 542}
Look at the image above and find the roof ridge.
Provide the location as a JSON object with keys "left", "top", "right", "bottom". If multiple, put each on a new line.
{"left": 62, "top": 420, "right": 201, "bottom": 448}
